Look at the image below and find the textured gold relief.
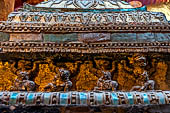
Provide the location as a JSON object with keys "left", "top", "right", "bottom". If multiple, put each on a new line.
{"left": 116, "top": 58, "right": 147, "bottom": 91}
{"left": 75, "top": 59, "right": 116, "bottom": 91}
{"left": 17, "top": 60, "right": 32, "bottom": 72}
{"left": 65, "top": 62, "right": 80, "bottom": 74}
{"left": 0, "top": 62, "right": 17, "bottom": 91}
{"left": 0, "top": 54, "right": 169, "bottom": 91}
{"left": 153, "top": 61, "right": 168, "bottom": 90}
{"left": 117, "top": 54, "right": 162, "bottom": 91}
{"left": 117, "top": 60, "right": 133, "bottom": 90}
{"left": 76, "top": 61, "right": 98, "bottom": 91}
{"left": 35, "top": 64, "right": 56, "bottom": 91}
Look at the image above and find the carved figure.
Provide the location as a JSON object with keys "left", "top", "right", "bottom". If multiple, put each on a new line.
{"left": 10, "top": 71, "right": 35, "bottom": 91}
{"left": 44, "top": 69, "right": 72, "bottom": 91}
{"left": 94, "top": 71, "right": 118, "bottom": 91}
{"left": 130, "top": 55, "right": 155, "bottom": 91}
{"left": 131, "top": 71, "right": 155, "bottom": 91}
{"left": 117, "top": 54, "right": 152, "bottom": 90}
{"left": 59, "top": 69, "right": 72, "bottom": 91}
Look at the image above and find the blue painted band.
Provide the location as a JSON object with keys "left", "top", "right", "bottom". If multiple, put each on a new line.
{"left": 26, "top": 93, "right": 35, "bottom": 104}
{"left": 60, "top": 93, "right": 69, "bottom": 105}
{"left": 157, "top": 92, "right": 165, "bottom": 104}
{"left": 96, "top": 92, "right": 103, "bottom": 105}
{"left": 126, "top": 92, "right": 134, "bottom": 105}
{"left": 111, "top": 93, "right": 119, "bottom": 105}
{"left": 79, "top": 92, "right": 87, "bottom": 105}
{"left": 9, "top": 92, "right": 19, "bottom": 105}
{"left": 142, "top": 93, "right": 150, "bottom": 104}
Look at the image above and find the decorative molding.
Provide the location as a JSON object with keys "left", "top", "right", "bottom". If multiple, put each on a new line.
{"left": 2, "top": 11, "right": 169, "bottom": 33}
{"left": 0, "top": 91, "right": 169, "bottom": 106}
{"left": 7, "top": 11, "right": 167, "bottom": 23}
{"left": 0, "top": 42, "right": 169, "bottom": 53}
{"left": 0, "top": 22, "right": 169, "bottom": 33}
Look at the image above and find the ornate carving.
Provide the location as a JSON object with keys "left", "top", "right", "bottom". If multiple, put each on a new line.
{"left": 10, "top": 71, "right": 35, "bottom": 91}
{"left": 94, "top": 71, "right": 118, "bottom": 91}
{"left": 0, "top": 42, "right": 169, "bottom": 53}
{"left": 7, "top": 11, "right": 167, "bottom": 24}
{"left": 0, "top": 53, "right": 168, "bottom": 91}
{"left": 59, "top": 69, "right": 72, "bottom": 91}
{"left": 44, "top": 69, "right": 72, "bottom": 91}
{"left": 34, "top": 0, "right": 135, "bottom": 9}
{"left": 4, "top": 3, "right": 168, "bottom": 33}
{"left": 131, "top": 71, "right": 155, "bottom": 91}
{"left": 1, "top": 91, "right": 170, "bottom": 106}
{"left": 1, "top": 22, "right": 169, "bottom": 33}
{"left": 0, "top": 0, "right": 169, "bottom": 97}
{"left": 130, "top": 56, "right": 155, "bottom": 91}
